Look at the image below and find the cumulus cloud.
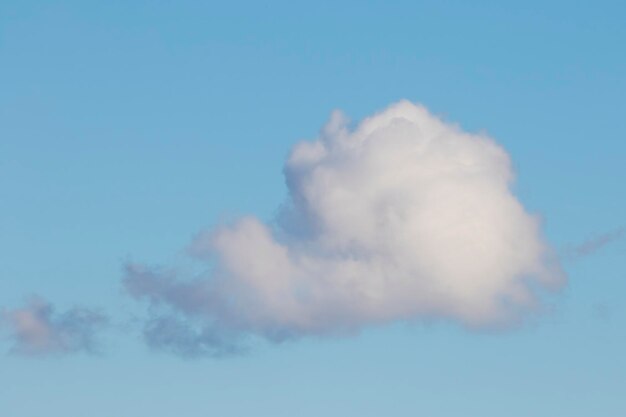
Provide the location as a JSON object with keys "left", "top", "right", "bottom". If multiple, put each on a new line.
{"left": 0, "top": 297, "right": 108, "bottom": 356}
{"left": 125, "top": 100, "right": 565, "bottom": 354}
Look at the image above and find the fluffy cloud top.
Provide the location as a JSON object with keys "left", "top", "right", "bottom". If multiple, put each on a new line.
{"left": 1, "top": 297, "right": 108, "bottom": 355}
{"left": 125, "top": 101, "right": 565, "bottom": 353}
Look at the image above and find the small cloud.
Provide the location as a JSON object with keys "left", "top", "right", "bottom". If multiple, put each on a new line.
{"left": 1, "top": 297, "right": 108, "bottom": 356}
{"left": 566, "top": 228, "right": 625, "bottom": 259}
{"left": 592, "top": 303, "right": 612, "bottom": 323}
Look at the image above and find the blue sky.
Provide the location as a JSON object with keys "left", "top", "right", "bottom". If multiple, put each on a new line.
{"left": 1, "top": 1, "right": 625, "bottom": 416}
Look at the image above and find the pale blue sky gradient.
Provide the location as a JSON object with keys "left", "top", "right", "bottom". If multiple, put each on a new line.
{"left": 1, "top": 1, "right": 625, "bottom": 416}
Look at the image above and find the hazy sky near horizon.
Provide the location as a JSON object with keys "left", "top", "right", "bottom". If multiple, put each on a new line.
{"left": 1, "top": 1, "right": 625, "bottom": 416}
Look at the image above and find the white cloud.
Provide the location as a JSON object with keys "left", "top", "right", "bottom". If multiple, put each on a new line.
{"left": 125, "top": 100, "right": 565, "bottom": 352}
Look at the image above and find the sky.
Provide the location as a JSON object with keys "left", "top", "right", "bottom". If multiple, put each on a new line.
{"left": 1, "top": 1, "right": 625, "bottom": 416}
